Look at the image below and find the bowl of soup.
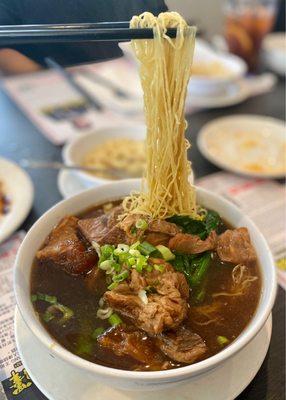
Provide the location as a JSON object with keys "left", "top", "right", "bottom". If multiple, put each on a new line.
{"left": 63, "top": 126, "right": 146, "bottom": 188}
{"left": 14, "top": 179, "right": 276, "bottom": 391}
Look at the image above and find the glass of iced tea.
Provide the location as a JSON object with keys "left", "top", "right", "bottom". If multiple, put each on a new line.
{"left": 224, "top": 0, "right": 278, "bottom": 72}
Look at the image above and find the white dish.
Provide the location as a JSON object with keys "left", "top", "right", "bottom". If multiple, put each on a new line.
{"left": 198, "top": 115, "right": 286, "bottom": 178}
{"left": 189, "top": 39, "right": 247, "bottom": 96}
{"left": 63, "top": 125, "right": 146, "bottom": 187}
{"left": 14, "top": 180, "right": 276, "bottom": 391}
{"left": 15, "top": 307, "right": 272, "bottom": 400}
{"left": 263, "top": 33, "right": 286, "bottom": 76}
{"left": 187, "top": 80, "right": 249, "bottom": 109}
{"left": 0, "top": 157, "right": 34, "bottom": 243}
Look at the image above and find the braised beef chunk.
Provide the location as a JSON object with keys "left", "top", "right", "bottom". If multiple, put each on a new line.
{"left": 217, "top": 227, "right": 257, "bottom": 265}
{"left": 98, "top": 326, "right": 171, "bottom": 370}
{"left": 169, "top": 231, "right": 217, "bottom": 254}
{"left": 145, "top": 232, "right": 170, "bottom": 246}
{"left": 148, "top": 219, "right": 181, "bottom": 236}
{"left": 119, "top": 214, "right": 181, "bottom": 244}
{"left": 156, "top": 326, "right": 207, "bottom": 364}
{"left": 78, "top": 207, "right": 127, "bottom": 245}
{"left": 36, "top": 216, "right": 97, "bottom": 275}
{"left": 104, "top": 266, "right": 189, "bottom": 335}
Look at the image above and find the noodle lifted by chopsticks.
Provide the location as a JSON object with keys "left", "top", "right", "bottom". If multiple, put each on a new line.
{"left": 123, "top": 12, "right": 198, "bottom": 219}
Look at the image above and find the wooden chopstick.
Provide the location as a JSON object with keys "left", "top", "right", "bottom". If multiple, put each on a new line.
{"left": 0, "top": 23, "right": 178, "bottom": 45}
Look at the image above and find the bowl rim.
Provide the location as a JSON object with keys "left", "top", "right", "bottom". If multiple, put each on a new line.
{"left": 62, "top": 126, "right": 146, "bottom": 185}
{"left": 14, "top": 180, "right": 277, "bottom": 381}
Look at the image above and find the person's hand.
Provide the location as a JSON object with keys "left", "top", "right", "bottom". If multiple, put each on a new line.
{"left": 0, "top": 49, "right": 41, "bottom": 75}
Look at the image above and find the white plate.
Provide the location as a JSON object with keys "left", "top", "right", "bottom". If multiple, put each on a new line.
{"left": 15, "top": 308, "right": 272, "bottom": 400}
{"left": 198, "top": 115, "right": 286, "bottom": 178}
{"left": 0, "top": 157, "right": 34, "bottom": 243}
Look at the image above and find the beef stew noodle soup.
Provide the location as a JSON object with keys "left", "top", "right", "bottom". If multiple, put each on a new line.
{"left": 31, "top": 200, "right": 261, "bottom": 371}
{"left": 31, "top": 12, "right": 261, "bottom": 372}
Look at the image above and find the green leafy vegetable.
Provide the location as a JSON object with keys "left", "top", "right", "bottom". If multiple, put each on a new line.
{"left": 171, "top": 252, "right": 211, "bottom": 288}
{"left": 205, "top": 210, "right": 221, "bottom": 235}
{"left": 168, "top": 215, "right": 206, "bottom": 238}
{"left": 168, "top": 209, "right": 222, "bottom": 240}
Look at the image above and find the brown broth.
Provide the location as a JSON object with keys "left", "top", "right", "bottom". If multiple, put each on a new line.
{"left": 30, "top": 202, "right": 261, "bottom": 371}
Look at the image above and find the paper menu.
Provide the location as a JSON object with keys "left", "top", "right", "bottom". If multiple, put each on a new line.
{"left": 197, "top": 172, "right": 286, "bottom": 289}
{"left": 0, "top": 232, "right": 47, "bottom": 400}
{"left": 2, "top": 58, "right": 145, "bottom": 146}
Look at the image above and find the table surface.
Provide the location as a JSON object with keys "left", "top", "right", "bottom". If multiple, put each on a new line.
{"left": 0, "top": 77, "right": 285, "bottom": 400}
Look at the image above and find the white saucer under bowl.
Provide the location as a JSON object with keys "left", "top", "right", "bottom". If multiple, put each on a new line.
{"left": 15, "top": 308, "right": 272, "bottom": 400}
{"left": 57, "top": 169, "right": 90, "bottom": 199}
{"left": 57, "top": 170, "right": 195, "bottom": 199}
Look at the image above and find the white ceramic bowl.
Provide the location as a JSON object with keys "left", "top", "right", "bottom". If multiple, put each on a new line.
{"left": 262, "top": 33, "right": 286, "bottom": 76}
{"left": 14, "top": 180, "right": 277, "bottom": 391}
{"left": 63, "top": 126, "right": 146, "bottom": 188}
{"left": 189, "top": 39, "right": 247, "bottom": 96}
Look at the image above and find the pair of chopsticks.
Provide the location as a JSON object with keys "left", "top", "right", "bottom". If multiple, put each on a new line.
{"left": 0, "top": 22, "right": 178, "bottom": 45}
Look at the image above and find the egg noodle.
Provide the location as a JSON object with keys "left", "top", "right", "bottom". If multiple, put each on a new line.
{"left": 123, "top": 12, "right": 198, "bottom": 219}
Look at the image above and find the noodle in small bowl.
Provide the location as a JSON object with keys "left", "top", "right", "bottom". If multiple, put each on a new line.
{"left": 63, "top": 125, "right": 146, "bottom": 187}
{"left": 14, "top": 179, "right": 276, "bottom": 391}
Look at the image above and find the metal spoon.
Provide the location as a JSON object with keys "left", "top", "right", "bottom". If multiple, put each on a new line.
{"left": 20, "top": 159, "right": 141, "bottom": 179}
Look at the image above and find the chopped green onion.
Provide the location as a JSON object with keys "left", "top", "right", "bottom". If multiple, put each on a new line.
{"left": 217, "top": 336, "right": 230, "bottom": 346}
{"left": 113, "top": 270, "right": 129, "bottom": 282}
{"left": 42, "top": 311, "right": 55, "bottom": 323}
{"left": 129, "top": 249, "right": 141, "bottom": 257}
{"left": 99, "top": 259, "right": 114, "bottom": 270}
{"left": 100, "top": 244, "right": 115, "bottom": 260}
{"left": 130, "top": 226, "right": 137, "bottom": 236}
{"left": 128, "top": 257, "right": 136, "bottom": 266}
{"left": 31, "top": 294, "right": 37, "bottom": 302}
{"left": 36, "top": 293, "right": 57, "bottom": 304}
{"left": 108, "top": 281, "right": 119, "bottom": 290}
{"left": 135, "top": 219, "right": 148, "bottom": 230}
{"left": 45, "top": 304, "right": 74, "bottom": 324}
{"left": 154, "top": 264, "right": 165, "bottom": 272}
{"left": 136, "top": 264, "right": 143, "bottom": 273}
{"left": 130, "top": 241, "right": 140, "bottom": 250}
{"left": 114, "top": 244, "right": 130, "bottom": 255}
{"left": 137, "top": 241, "right": 157, "bottom": 256}
{"left": 108, "top": 313, "right": 122, "bottom": 326}
{"left": 146, "top": 265, "right": 153, "bottom": 273}
{"left": 92, "top": 327, "right": 105, "bottom": 340}
{"left": 76, "top": 337, "right": 93, "bottom": 355}
{"left": 156, "top": 245, "right": 175, "bottom": 261}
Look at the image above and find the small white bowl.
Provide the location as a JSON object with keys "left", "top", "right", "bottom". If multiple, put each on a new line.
{"left": 14, "top": 180, "right": 276, "bottom": 391}
{"left": 189, "top": 39, "right": 247, "bottom": 96}
{"left": 63, "top": 126, "right": 146, "bottom": 188}
{"left": 262, "top": 33, "right": 286, "bottom": 76}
